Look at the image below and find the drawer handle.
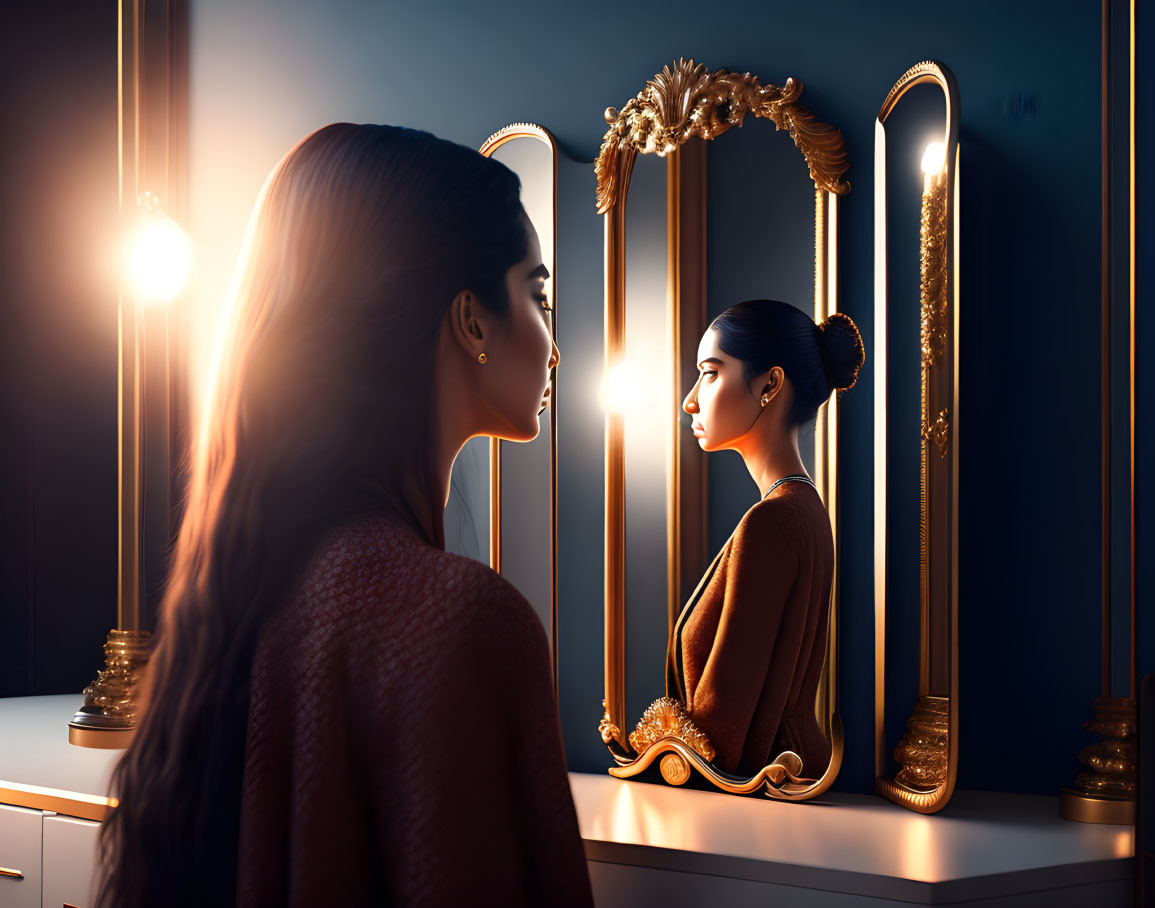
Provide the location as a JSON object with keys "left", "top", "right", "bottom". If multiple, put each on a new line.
{"left": 0, "top": 866, "right": 23, "bottom": 879}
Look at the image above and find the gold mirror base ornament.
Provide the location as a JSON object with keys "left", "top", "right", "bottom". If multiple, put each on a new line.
{"left": 68, "top": 629, "right": 152, "bottom": 750}
{"left": 605, "top": 698, "right": 843, "bottom": 801}
{"left": 877, "top": 696, "right": 955, "bottom": 814}
{"left": 607, "top": 734, "right": 835, "bottom": 799}
{"left": 1059, "top": 696, "right": 1136, "bottom": 825}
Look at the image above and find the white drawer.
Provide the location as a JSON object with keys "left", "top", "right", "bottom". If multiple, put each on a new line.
{"left": 0, "top": 802, "right": 43, "bottom": 908}
{"left": 42, "top": 815, "right": 101, "bottom": 908}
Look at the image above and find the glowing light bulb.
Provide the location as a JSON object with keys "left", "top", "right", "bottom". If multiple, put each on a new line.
{"left": 601, "top": 360, "right": 637, "bottom": 415}
{"left": 126, "top": 212, "right": 193, "bottom": 305}
{"left": 921, "top": 142, "right": 946, "bottom": 176}
{"left": 921, "top": 142, "right": 946, "bottom": 194}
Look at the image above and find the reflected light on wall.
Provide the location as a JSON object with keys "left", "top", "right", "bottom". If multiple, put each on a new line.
{"left": 601, "top": 359, "right": 639, "bottom": 415}
{"left": 125, "top": 210, "right": 193, "bottom": 305}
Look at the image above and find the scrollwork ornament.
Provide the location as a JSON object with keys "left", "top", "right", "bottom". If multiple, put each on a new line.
{"left": 627, "top": 696, "right": 716, "bottom": 761}
{"left": 598, "top": 699, "right": 628, "bottom": 752}
{"left": 922, "top": 409, "right": 951, "bottom": 459}
{"left": 596, "top": 57, "right": 849, "bottom": 213}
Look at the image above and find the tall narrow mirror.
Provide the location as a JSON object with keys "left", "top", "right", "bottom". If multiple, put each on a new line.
{"left": 445, "top": 124, "right": 559, "bottom": 684}
{"left": 874, "top": 61, "right": 960, "bottom": 814}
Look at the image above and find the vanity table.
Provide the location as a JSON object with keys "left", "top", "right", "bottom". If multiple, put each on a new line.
{"left": 0, "top": 696, "right": 1135, "bottom": 907}
{"left": 0, "top": 696, "right": 117, "bottom": 908}
{"left": 573, "top": 773, "right": 1135, "bottom": 906}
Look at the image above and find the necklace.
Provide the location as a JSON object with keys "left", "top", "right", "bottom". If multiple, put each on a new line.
{"left": 762, "top": 473, "right": 815, "bottom": 500}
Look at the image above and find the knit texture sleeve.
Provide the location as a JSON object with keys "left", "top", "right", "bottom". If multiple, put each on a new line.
{"left": 346, "top": 555, "right": 593, "bottom": 907}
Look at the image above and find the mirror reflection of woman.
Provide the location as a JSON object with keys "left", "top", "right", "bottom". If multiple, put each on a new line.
{"left": 97, "top": 124, "right": 592, "bottom": 908}
{"left": 671, "top": 300, "right": 864, "bottom": 779}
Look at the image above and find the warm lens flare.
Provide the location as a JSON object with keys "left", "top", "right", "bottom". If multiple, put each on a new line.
{"left": 601, "top": 361, "right": 637, "bottom": 415}
{"left": 126, "top": 213, "right": 193, "bottom": 305}
{"left": 921, "top": 142, "right": 946, "bottom": 175}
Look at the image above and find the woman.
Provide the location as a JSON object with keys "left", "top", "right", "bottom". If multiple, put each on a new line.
{"left": 668, "top": 300, "right": 864, "bottom": 779}
{"left": 97, "top": 124, "right": 593, "bottom": 907}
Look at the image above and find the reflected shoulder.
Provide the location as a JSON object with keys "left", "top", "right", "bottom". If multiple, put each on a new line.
{"left": 736, "top": 496, "right": 805, "bottom": 550}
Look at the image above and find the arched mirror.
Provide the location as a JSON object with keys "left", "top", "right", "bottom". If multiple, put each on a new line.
{"left": 444, "top": 123, "right": 559, "bottom": 689}
{"left": 596, "top": 60, "right": 850, "bottom": 799}
{"left": 873, "top": 61, "right": 960, "bottom": 814}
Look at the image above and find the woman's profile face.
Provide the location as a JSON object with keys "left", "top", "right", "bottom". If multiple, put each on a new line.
{"left": 481, "top": 215, "right": 559, "bottom": 442}
{"left": 682, "top": 327, "right": 758, "bottom": 452}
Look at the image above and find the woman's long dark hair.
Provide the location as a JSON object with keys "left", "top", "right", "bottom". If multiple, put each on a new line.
{"left": 710, "top": 300, "right": 864, "bottom": 425}
{"left": 96, "top": 124, "right": 528, "bottom": 907}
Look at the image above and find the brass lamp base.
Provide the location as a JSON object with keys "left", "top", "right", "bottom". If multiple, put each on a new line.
{"left": 1059, "top": 696, "right": 1136, "bottom": 825}
{"left": 1059, "top": 788, "right": 1135, "bottom": 825}
{"left": 68, "top": 710, "right": 137, "bottom": 749}
{"left": 68, "top": 629, "right": 151, "bottom": 751}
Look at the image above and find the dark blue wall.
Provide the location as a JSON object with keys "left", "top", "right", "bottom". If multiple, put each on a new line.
{"left": 1137, "top": 0, "right": 1153, "bottom": 701}
{"left": 189, "top": 0, "right": 1140, "bottom": 796}
{"left": 1, "top": 1, "right": 120, "bottom": 698}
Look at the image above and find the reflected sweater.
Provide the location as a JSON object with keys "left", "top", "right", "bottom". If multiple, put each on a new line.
{"left": 667, "top": 482, "right": 834, "bottom": 777}
{"left": 236, "top": 512, "right": 593, "bottom": 907}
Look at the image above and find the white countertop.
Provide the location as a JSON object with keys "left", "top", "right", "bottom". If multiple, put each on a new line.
{"left": 569, "top": 771, "right": 1134, "bottom": 903}
{"left": 0, "top": 695, "right": 120, "bottom": 797}
{"left": 0, "top": 696, "right": 1137, "bottom": 904}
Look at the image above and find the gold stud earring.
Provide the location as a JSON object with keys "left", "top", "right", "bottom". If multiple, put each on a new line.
{"left": 761, "top": 396, "right": 769, "bottom": 407}
{"left": 478, "top": 353, "right": 487, "bottom": 364}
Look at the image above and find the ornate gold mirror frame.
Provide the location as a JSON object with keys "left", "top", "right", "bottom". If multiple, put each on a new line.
{"left": 596, "top": 59, "right": 849, "bottom": 798}
{"left": 478, "top": 123, "right": 560, "bottom": 693}
{"left": 873, "top": 61, "right": 961, "bottom": 813}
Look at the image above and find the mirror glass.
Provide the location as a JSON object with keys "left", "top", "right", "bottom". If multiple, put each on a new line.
{"left": 445, "top": 131, "right": 556, "bottom": 653}
{"left": 444, "top": 438, "right": 490, "bottom": 563}
{"left": 879, "top": 82, "right": 948, "bottom": 762}
{"left": 622, "top": 151, "right": 670, "bottom": 731}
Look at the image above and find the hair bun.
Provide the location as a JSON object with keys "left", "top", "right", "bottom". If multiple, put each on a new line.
{"left": 817, "top": 312, "right": 864, "bottom": 391}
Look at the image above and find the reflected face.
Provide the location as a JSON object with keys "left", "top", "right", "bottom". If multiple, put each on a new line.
{"left": 682, "top": 327, "right": 758, "bottom": 452}
{"left": 483, "top": 215, "right": 560, "bottom": 442}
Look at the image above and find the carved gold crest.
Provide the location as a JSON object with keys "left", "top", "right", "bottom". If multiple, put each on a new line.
{"left": 596, "top": 58, "right": 849, "bottom": 213}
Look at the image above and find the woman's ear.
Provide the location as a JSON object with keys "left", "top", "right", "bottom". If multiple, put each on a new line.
{"left": 449, "top": 289, "right": 485, "bottom": 358}
{"left": 753, "top": 366, "right": 785, "bottom": 406}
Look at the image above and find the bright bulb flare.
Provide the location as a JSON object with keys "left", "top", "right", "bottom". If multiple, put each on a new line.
{"left": 126, "top": 212, "right": 192, "bottom": 306}
{"left": 601, "top": 361, "right": 637, "bottom": 415}
{"left": 921, "top": 142, "right": 946, "bottom": 176}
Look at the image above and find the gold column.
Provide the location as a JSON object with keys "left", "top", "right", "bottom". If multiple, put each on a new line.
{"left": 70, "top": 0, "right": 187, "bottom": 748}
{"left": 1059, "top": 0, "right": 1137, "bottom": 825}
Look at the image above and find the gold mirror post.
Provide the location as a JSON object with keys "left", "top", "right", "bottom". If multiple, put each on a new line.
{"left": 599, "top": 154, "right": 631, "bottom": 756}
{"left": 1059, "top": 0, "right": 1137, "bottom": 825}
{"left": 70, "top": 0, "right": 187, "bottom": 748}
{"left": 874, "top": 61, "right": 961, "bottom": 813}
{"left": 596, "top": 59, "right": 849, "bottom": 796}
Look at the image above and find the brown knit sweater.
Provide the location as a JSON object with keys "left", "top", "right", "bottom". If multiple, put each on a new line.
{"left": 666, "top": 482, "right": 833, "bottom": 777}
{"left": 236, "top": 512, "right": 593, "bottom": 907}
